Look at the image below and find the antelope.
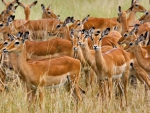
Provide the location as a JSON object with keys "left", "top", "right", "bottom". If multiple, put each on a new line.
{"left": 3, "top": 35, "right": 84, "bottom": 112}
{"left": 125, "top": 34, "right": 150, "bottom": 73}
{"left": 17, "top": 1, "right": 38, "bottom": 21}
{"left": 0, "top": 3, "right": 18, "bottom": 22}
{"left": 41, "top": 4, "right": 59, "bottom": 20}
{"left": 139, "top": 10, "right": 150, "bottom": 23}
{"left": 126, "top": 0, "right": 147, "bottom": 27}
{"left": 10, "top": 31, "right": 74, "bottom": 60}
{"left": 92, "top": 28, "right": 131, "bottom": 106}
{"left": 1, "top": 0, "right": 18, "bottom": 9}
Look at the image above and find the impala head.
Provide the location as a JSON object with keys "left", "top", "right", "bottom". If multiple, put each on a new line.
{"left": 139, "top": 10, "right": 150, "bottom": 23}
{"left": 70, "top": 30, "right": 79, "bottom": 51}
{"left": 77, "top": 27, "right": 94, "bottom": 47}
{"left": 49, "top": 17, "right": 71, "bottom": 37}
{"left": 118, "top": 24, "right": 139, "bottom": 45}
{"left": 126, "top": 0, "right": 147, "bottom": 13}
{"left": 17, "top": 1, "right": 38, "bottom": 21}
{"left": 2, "top": 0, "right": 18, "bottom": 9}
{"left": 125, "top": 32, "right": 148, "bottom": 51}
{"left": 117, "top": 6, "right": 127, "bottom": 23}
{"left": 135, "top": 23, "right": 150, "bottom": 37}
{"left": 0, "top": 3, "right": 18, "bottom": 22}
{"left": 41, "top": 4, "right": 59, "bottom": 20}
{"left": 92, "top": 28, "right": 110, "bottom": 50}
{"left": 3, "top": 31, "right": 28, "bottom": 53}
{"left": 69, "top": 15, "right": 90, "bottom": 31}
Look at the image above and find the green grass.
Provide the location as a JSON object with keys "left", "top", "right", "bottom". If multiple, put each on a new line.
{"left": 0, "top": 0, "right": 150, "bottom": 113}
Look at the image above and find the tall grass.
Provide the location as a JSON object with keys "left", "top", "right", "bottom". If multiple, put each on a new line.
{"left": 0, "top": 0, "right": 150, "bottom": 113}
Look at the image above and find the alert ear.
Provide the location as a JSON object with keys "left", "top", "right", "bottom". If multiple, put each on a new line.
{"left": 29, "top": 1, "right": 38, "bottom": 8}
{"left": 7, "top": 34, "right": 15, "bottom": 41}
{"left": 82, "top": 15, "right": 90, "bottom": 24}
{"left": 41, "top": 4, "right": 46, "bottom": 12}
{"left": 23, "top": 31, "right": 30, "bottom": 40}
{"left": 118, "top": 6, "right": 122, "bottom": 13}
{"left": 63, "top": 17, "right": 71, "bottom": 26}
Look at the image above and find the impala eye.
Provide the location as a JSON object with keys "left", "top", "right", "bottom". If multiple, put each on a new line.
{"left": 47, "top": 12, "right": 51, "bottom": 14}
{"left": 15, "top": 42, "right": 19, "bottom": 45}
{"left": 146, "top": 12, "right": 149, "bottom": 15}
{"left": 124, "top": 34, "right": 127, "bottom": 37}
{"left": 135, "top": 4, "right": 138, "bottom": 7}
{"left": 77, "top": 23, "right": 80, "bottom": 26}
{"left": 3, "top": 41, "right": 8, "bottom": 45}
{"left": 129, "top": 43, "right": 133, "bottom": 46}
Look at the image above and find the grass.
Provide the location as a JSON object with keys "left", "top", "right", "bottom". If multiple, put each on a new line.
{"left": 0, "top": 0, "right": 150, "bottom": 113}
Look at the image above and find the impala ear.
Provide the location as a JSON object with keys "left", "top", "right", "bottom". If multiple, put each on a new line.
{"left": 82, "top": 15, "right": 90, "bottom": 24}
{"left": 63, "top": 17, "right": 71, "bottom": 26}
{"left": 7, "top": 34, "right": 15, "bottom": 41}
{"left": 23, "top": 31, "right": 30, "bottom": 40}
{"left": 70, "top": 17, "right": 75, "bottom": 23}
{"left": 16, "top": 31, "right": 23, "bottom": 38}
{"left": 41, "top": 4, "right": 46, "bottom": 12}
{"left": 144, "top": 31, "right": 149, "bottom": 39}
{"left": 6, "top": 15, "right": 15, "bottom": 26}
{"left": 102, "top": 28, "right": 110, "bottom": 36}
{"left": 70, "top": 29, "right": 74, "bottom": 38}
{"left": 7, "top": 4, "right": 13, "bottom": 10}
{"left": 30, "top": 1, "right": 38, "bottom": 8}
{"left": 47, "top": 4, "right": 51, "bottom": 10}
{"left": 118, "top": 6, "right": 122, "bottom": 14}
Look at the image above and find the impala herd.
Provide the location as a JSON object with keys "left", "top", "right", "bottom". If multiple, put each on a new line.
{"left": 0, "top": 0, "right": 150, "bottom": 112}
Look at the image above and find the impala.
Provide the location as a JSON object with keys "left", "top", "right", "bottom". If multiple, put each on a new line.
{"left": 1, "top": 0, "right": 18, "bottom": 9}
{"left": 3, "top": 35, "right": 84, "bottom": 112}
{"left": 139, "top": 10, "right": 150, "bottom": 23}
{"left": 41, "top": 4, "right": 59, "bottom": 19}
{"left": 92, "top": 28, "right": 131, "bottom": 106}
{"left": 17, "top": 1, "right": 38, "bottom": 21}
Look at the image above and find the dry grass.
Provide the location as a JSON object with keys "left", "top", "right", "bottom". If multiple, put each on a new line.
{"left": 0, "top": 0, "right": 150, "bottom": 113}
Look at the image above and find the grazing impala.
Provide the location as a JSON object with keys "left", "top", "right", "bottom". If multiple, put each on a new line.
{"left": 17, "top": 1, "right": 38, "bottom": 21}
{"left": 3, "top": 35, "right": 84, "bottom": 112}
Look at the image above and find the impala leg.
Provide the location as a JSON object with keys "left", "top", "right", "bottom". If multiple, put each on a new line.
{"left": 90, "top": 69, "right": 95, "bottom": 86}
{"left": 108, "top": 77, "right": 112, "bottom": 103}
{"left": 123, "top": 69, "right": 129, "bottom": 107}
{"left": 84, "top": 68, "right": 90, "bottom": 89}
{"left": 39, "top": 86, "right": 44, "bottom": 113}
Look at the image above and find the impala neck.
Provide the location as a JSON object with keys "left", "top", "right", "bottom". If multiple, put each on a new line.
{"left": 95, "top": 40, "right": 105, "bottom": 71}
{"left": 133, "top": 46, "right": 149, "bottom": 71}
{"left": 127, "top": 11, "right": 136, "bottom": 27}
{"left": 62, "top": 27, "right": 71, "bottom": 41}
{"left": 25, "top": 7, "right": 30, "bottom": 21}
{"left": 16, "top": 42, "right": 30, "bottom": 78}
{"left": 80, "top": 42, "right": 98, "bottom": 74}
{"left": 74, "top": 47, "right": 86, "bottom": 67}
{"left": 121, "top": 15, "right": 128, "bottom": 35}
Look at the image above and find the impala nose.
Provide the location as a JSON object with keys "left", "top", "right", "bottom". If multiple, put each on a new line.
{"left": 3, "top": 48, "right": 8, "bottom": 53}
{"left": 73, "top": 47, "right": 78, "bottom": 51}
{"left": 93, "top": 45, "right": 98, "bottom": 50}
{"left": 78, "top": 41, "right": 81, "bottom": 45}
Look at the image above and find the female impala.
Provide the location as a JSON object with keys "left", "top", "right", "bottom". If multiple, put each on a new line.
{"left": 3, "top": 35, "right": 84, "bottom": 112}
{"left": 92, "top": 28, "right": 130, "bottom": 106}
{"left": 17, "top": 1, "right": 38, "bottom": 21}
{"left": 41, "top": 4, "right": 59, "bottom": 19}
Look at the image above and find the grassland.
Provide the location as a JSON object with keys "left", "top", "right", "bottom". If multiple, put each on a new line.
{"left": 0, "top": 0, "right": 150, "bottom": 113}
